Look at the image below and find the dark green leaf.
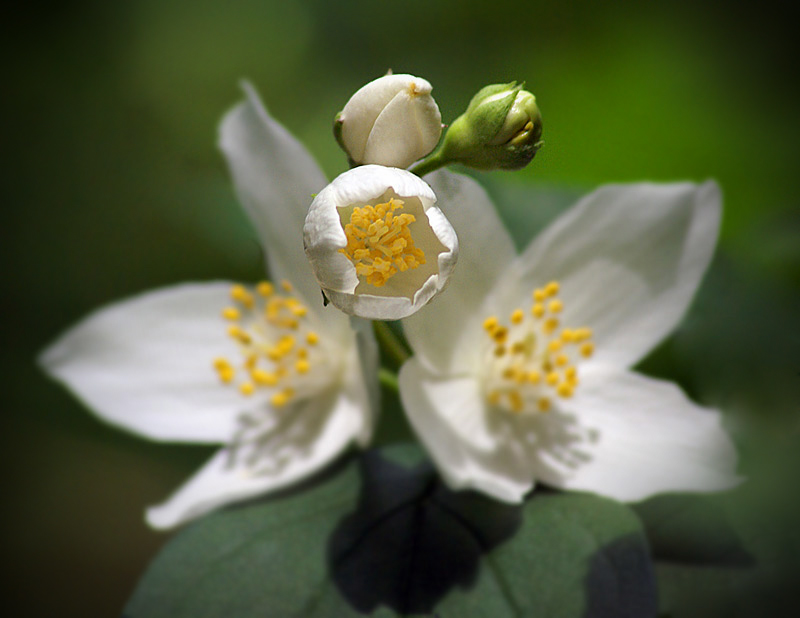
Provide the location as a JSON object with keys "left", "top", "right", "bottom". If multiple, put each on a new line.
{"left": 125, "top": 444, "right": 655, "bottom": 617}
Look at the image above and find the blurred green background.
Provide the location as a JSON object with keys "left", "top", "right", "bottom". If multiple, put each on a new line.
{"left": 4, "top": 0, "right": 798, "bottom": 615}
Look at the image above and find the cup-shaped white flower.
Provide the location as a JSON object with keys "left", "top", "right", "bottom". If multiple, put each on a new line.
{"left": 400, "top": 170, "right": 741, "bottom": 503}
{"left": 337, "top": 73, "right": 442, "bottom": 168}
{"left": 304, "top": 165, "right": 458, "bottom": 320}
{"left": 39, "top": 83, "right": 378, "bottom": 530}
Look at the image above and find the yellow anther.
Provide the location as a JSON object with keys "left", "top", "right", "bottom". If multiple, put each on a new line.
{"left": 494, "top": 345, "right": 506, "bottom": 357}
{"left": 278, "top": 335, "right": 296, "bottom": 354}
{"left": 544, "top": 281, "right": 560, "bottom": 297}
{"left": 565, "top": 366, "right": 577, "bottom": 380}
{"left": 256, "top": 281, "right": 274, "bottom": 297}
{"left": 538, "top": 398, "right": 551, "bottom": 412}
{"left": 555, "top": 353, "right": 569, "bottom": 367}
{"left": 297, "top": 348, "right": 308, "bottom": 359}
{"left": 221, "top": 307, "right": 240, "bottom": 321}
{"left": 556, "top": 382, "right": 573, "bottom": 398}
{"left": 230, "top": 284, "right": 254, "bottom": 308}
{"left": 502, "top": 367, "right": 516, "bottom": 380}
{"left": 492, "top": 327, "right": 508, "bottom": 343}
{"left": 280, "top": 280, "right": 293, "bottom": 292}
{"left": 574, "top": 328, "right": 593, "bottom": 342}
{"left": 511, "top": 341, "right": 526, "bottom": 355}
{"left": 339, "top": 198, "right": 424, "bottom": 287}
{"left": 532, "top": 303, "right": 545, "bottom": 318}
{"left": 291, "top": 305, "right": 308, "bottom": 317}
{"left": 213, "top": 358, "right": 235, "bottom": 384}
{"left": 239, "top": 382, "right": 255, "bottom": 396}
{"left": 580, "top": 342, "right": 594, "bottom": 358}
{"left": 560, "top": 329, "right": 575, "bottom": 343}
{"left": 544, "top": 318, "right": 559, "bottom": 334}
{"left": 508, "top": 390, "right": 524, "bottom": 413}
{"left": 270, "top": 389, "right": 295, "bottom": 407}
{"left": 548, "top": 299, "right": 563, "bottom": 314}
{"left": 546, "top": 371, "right": 560, "bottom": 386}
{"left": 227, "top": 326, "right": 252, "bottom": 344}
{"left": 245, "top": 354, "right": 257, "bottom": 369}
{"left": 510, "top": 309, "right": 524, "bottom": 325}
{"left": 533, "top": 288, "right": 546, "bottom": 302}
{"left": 483, "top": 316, "right": 499, "bottom": 332}
{"left": 488, "top": 390, "right": 501, "bottom": 405}
{"left": 295, "top": 359, "right": 311, "bottom": 374}
{"left": 547, "top": 340, "right": 562, "bottom": 353}
{"left": 251, "top": 369, "right": 278, "bottom": 386}
{"left": 306, "top": 332, "right": 320, "bottom": 345}
{"left": 528, "top": 370, "right": 541, "bottom": 384}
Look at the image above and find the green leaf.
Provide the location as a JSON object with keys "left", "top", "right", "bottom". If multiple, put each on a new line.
{"left": 125, "top": 444, "right": 655, "bottom": 617}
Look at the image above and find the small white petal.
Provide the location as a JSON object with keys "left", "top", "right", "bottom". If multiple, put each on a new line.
{"left": 399, "top": 358, "right": 533, "bottom": 502}
{"left": 531, "top": 365, "right": 741, "bottom": 501}
{"left": 219, "top": 82, "right": 333, "bottom": 314}
{"left": 304, "top": 165, "right": 458, "bottom": 320}
{"left": 39, "top": 283, "right": 254, "bottom": 443}
{"left": 146, "top": 377, "right": 369, "bottom": 529}
{"left": 403, "top": 170, "right": 516, "bottom": 375}
{"left": 496, "top": 181, "right": 721, "bottom": 368}
{"left": 341, "top": 74, "right": 441, "bottom": 167}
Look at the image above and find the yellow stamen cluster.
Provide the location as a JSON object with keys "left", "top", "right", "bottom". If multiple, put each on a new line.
{"left": 212, "top": 281, "right": 324, "bottom": 408}
{"left": 339, "top": 198, "right": 425, "bottom": 287}
{"left": 482, "top": 280, "right": 594, "bottom": 414}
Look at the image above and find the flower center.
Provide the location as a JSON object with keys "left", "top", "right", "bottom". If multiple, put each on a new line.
{"left": 212, "top": 281, "right": 331, "bottom": 408}
{"left": 338, "top": 197, "right": 426, "bottom": 287}
{"left": 481, "top": 280, "right": 594, "bottom": 414}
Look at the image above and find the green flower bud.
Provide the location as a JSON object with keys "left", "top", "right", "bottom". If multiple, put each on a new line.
{"left": 438, "top": 82, "right": 543, "bottom": 171}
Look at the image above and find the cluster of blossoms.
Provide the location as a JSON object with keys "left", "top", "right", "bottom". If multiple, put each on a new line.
{"left": 41, "top": 72, "right": 739, "bottom": 529}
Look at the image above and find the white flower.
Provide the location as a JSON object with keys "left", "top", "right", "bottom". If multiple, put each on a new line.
{"left": 399, "top": 170, "right": 741, "bottom": 503}
{"left": 304, "top": 165, "right": 458, "bottom": 320}
{"left": 39, "top": 83, "right": 378, "bottom": 530}
{"left": 338, "top": 73, "right": 442, "bottom": 168}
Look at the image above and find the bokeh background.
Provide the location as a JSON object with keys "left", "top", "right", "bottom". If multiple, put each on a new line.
{"left": 4, "top": 0, "right": 798, "bottom": 615}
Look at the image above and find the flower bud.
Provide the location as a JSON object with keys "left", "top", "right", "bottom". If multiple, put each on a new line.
{"left": 304, "top": 165, "right": 458, "bottom": 320}
{"left": 437, "top": 82, "right": 543, "bottom": 171}
{"left": 336, "top": 74, "right": 443, "bottom": 169}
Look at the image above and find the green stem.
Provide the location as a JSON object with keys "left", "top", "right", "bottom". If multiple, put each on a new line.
{"left": 409, "top": 149, "right": 449, "bottom": 177}
{"left": 378, "top": 367, "right": 400, "bottom": 393}
{"left": 373, "top": 320, "right": 410, "bottom": 366}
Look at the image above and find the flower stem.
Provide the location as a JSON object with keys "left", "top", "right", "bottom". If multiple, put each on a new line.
{"left": 409, "top": 149, "right": 449, "bottom": 177}
{"left": 378, "top": 367, "right": 400, "bottom": 393}
{"left": 373, "top": 320, "right": 410, "bottom": 366}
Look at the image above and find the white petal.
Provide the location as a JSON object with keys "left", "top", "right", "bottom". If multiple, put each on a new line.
{"left": 531, "top": 366, "right": 741, "bottom": 501}
{"left": 349, "top": 316, "right": 380, "bottom": 446}
{"left": 496, "top": 182, "right": 721, "bottom": 368}
{"left": 218, "top": 81, "right": 330, "bottom": 311}
{"left": 363, "top": 85, "right": 442, "bottom": 168}
{"left": 304, "top": 165, "right": 458, "bottom": 320}
{"left": 146, "top": 377, "right": 369, "bottom": 529}
{"left": 39, "top": 283, "right": 255, "bottom": 443}
{"left": 399, "top": 358, "right": 533, "bottom": 502}
{"left": 403, "top": 170, "right": 516, "bottom": 375}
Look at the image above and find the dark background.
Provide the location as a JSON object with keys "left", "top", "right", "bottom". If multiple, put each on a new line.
{"left": 3, "top": 0, "right": 798, "bottom": 615}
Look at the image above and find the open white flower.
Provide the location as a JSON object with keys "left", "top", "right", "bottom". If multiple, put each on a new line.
{"left": 400, "top": 171, "right": 740, "bottom": 503}
{"left": 338, "top": 73, "right": 442, "bottom": 168}
{"left": 40, "top": 83, "right": 378, "bottom": 529}
{"left": 304, "top": 165, "right": 458, "bottom": 320}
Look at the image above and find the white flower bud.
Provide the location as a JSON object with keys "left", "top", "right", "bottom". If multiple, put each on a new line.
{"left": 304, "top": 165, "right": 458, "bottom": 320}
{"left": 337, "top": 74, "right": 442, "bottom": 169}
